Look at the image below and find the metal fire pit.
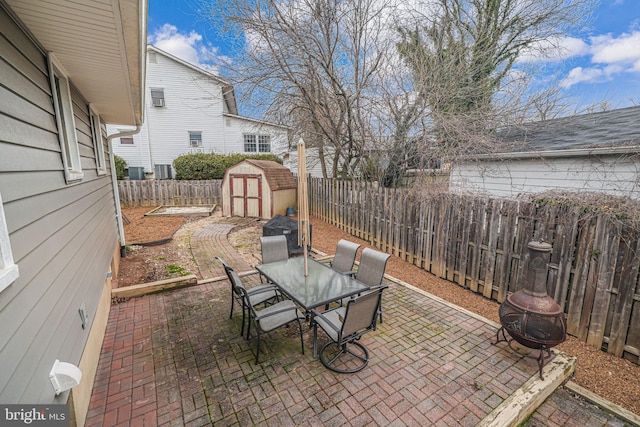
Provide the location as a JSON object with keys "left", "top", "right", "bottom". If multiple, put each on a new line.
{"left": 495, "top": 241, "right": 567, "bottom": 379}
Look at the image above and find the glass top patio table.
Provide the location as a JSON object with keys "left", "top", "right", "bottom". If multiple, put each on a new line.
{"left": 256, "top": 257, "right": 369, "bottom": 311}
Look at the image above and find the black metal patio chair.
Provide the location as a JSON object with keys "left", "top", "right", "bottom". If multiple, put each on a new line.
{"left": 232, "top": 269, "right": 305, "bottom": 365}
{"left": 311, "top": 286, "right": 387, "bottom": 373}
{"left": 353, "top": 248, "right": 390, "bottom": 325}
{"left": 259, "top": 235, "right": 289, "bottom": 282}
{"left": 216, "top": 256, "right": 280, "bottom": 337}
{"left": 329, "top": 239, "right": 361, "bottom": 274}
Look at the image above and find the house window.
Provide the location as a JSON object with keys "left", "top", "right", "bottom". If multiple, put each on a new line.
{"left": 244, "top": 134, "right": 271, "bottom": 153}
{"left": 89, "top": 105, "right": 106, "bottom": 175}
{"left": 150, "top": 88, "right": 165, "bottom": 107}
{"left": 189, "top": 131, "right": 202, "bottom": 147}
{"left": 244, "top": 134, "right": 257, "bottom": 152}
{"left": 48, "top": 53, "right": 83, "bottom": 183}
{"left": 258, "top": 135, "right": 271, "bottom": 153}
{"left": 0, "top": 193, "right": 19, "bottom": 293}
{"left": 119, "top": 130, "right": 134, "bottom": 145}
{"left": 148, "top": 51, "right": 157, "bottom": 63}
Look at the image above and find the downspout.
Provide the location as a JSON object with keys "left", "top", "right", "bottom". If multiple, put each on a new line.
{"left": 107, "top": 127, "right": 142, "bottom": 257}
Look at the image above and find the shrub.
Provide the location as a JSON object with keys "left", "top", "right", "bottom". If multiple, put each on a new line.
{"left": 114, "top": 155, "right": 127, "bottom": 180}
{"left": 173, "top": 153, "right": 283, "bottom": 180}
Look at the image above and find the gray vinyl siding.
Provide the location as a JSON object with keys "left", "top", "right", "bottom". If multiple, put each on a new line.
{"left": 0, "top": 6, "right": 118, "bottom": 404}
{"left": 449, "top": 156, "right": 640, "bottom": 200}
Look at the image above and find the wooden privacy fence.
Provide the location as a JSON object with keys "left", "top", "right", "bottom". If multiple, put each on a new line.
{"left": 309, "top": 178, "right": 640, "bottom": 364}
{"left": 118, "top": 180, "right": 223, "bottom": 207}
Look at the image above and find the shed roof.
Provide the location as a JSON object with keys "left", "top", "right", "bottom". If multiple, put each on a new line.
{"left": 242, "top": 160, "right": 297, "bottom": 191}
{"left": 497, "top": 105, "right": 640, "bottom": 153}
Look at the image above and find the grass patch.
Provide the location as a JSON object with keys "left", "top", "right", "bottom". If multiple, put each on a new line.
{"left": 167, "top": 264, "right": 190, "bottom": 276}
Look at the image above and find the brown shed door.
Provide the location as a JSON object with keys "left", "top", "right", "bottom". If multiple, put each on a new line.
{"left": 230, "top": 174, "right": 262, "bottom": 217}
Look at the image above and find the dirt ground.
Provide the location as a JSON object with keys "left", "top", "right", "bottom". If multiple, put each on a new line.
{"left": 117, "top": 206, "right": 640, "bottom": 416}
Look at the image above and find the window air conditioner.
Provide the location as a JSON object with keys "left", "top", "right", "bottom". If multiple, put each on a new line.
{"left": 152, "top": 98, "right": 164, "bottom": 107}
{"left": 190, "top": 139, "right": 200, "bottom": 147}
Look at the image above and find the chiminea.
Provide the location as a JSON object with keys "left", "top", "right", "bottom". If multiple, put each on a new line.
{"left": 495, "top": 241, "right": 567, "bottom": 380}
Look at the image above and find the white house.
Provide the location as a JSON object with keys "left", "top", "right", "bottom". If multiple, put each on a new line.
{"left": 284, "top": 146, "right": 335, "bottom": 178}
{"left": 449, "top": 106, "right": 640, "bottom": 200}
{"left": 108, "top": 45, "right": 291, "bottom": 178}
{"left": 0, "top": 0, "right": 145, "bottom": 424}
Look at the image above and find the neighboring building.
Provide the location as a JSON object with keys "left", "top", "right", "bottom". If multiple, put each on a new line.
{"left": 0, "top": 0, "right": 145, "bottom": 424}
{"left": 284, "top": 147, "right": 334, "bottom": 178}
{"left": 449, "top": 106, "right": 640, "bottom": 200}
{"left": 108, "top": 45, "right": 291, "bottom": 178}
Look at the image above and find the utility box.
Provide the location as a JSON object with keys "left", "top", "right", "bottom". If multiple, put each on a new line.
{"left": 154, "top": 164, "right": 172, "bottom": 179}
{"left": 128, "top": 166, "right": 145, "bottom": 180}
{"left": 262, "top": 215, "right": 312, "bottom": 255}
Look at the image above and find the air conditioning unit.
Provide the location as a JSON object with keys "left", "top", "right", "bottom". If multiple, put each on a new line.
{"left": 190, "top": 139, "right": 201, "bottom": 148}
{"left": 128, "top": 166, "right": 145, "bottom": 180}
{"left": 152, "top": 98, "right": 164, "bottom": 107}
{"left": 154, "top": 164, "right": 172, "bottom": 180}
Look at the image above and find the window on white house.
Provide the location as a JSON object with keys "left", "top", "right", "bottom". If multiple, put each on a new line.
{"left": 244, "top": 134, "right": 257, "bottom": 152}
{"left": 189, "top": 131, "right": 202, "bottom": 147}
{"left": 150, "top": 88, "right": 165, "bottom": 107}
{"left": 48, "top": 53, "right": 83, "bottom": 183}
{"left": 0, "top": 192, "right": 19, "bottom": 293}
{"left": 258, "top": 135, "right": 271, "bottom": 153}
{"left": 89, "top": 106, "right": 106, "bottom": 175}
{"left": 120, "top": 132, "right": 134, "bottom": 145}
{"left": 148, "top": 51, "right": 157, "bottom": 63}
{"left": 244, "top": 134, "right": 271, "bottom": 153}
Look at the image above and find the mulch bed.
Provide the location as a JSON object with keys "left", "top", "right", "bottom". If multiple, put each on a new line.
{"left": 123, "top": 207, "right": 187, "bottom": 244}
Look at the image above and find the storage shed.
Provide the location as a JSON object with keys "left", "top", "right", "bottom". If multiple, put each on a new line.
{"left": 222, "top": 160, "right": 297, "bottom": 219}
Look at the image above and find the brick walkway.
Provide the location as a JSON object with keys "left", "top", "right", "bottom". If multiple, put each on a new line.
{"left": 86, "top": 220, "right": 630, "bottom": 426}
{"left": 191, "top": 223, "right": 247, "bottom": 278}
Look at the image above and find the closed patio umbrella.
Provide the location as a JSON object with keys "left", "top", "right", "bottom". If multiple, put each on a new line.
{"left": 297, "top": 139, "right": 310, "bottom": 276}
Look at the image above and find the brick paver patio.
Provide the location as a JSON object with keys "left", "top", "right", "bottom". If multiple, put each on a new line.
{"left": 86, "top": 218, "right": 629, "bottom": 426}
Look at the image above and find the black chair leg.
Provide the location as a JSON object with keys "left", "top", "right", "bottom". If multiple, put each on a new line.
{"left": 297, "top": 318, "right": 305, "bottom": 355}
{"left": 255, "top": 331, "right": 261, "bottom": 365}
{"left": 319, "top": 341, "right": 369, "bottom": 374}
{"left": 312, "top": 322, "right": 318, "bottom": 358}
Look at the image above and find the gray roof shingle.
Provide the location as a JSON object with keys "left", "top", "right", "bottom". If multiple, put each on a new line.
{"left": 497, "top": 105, "right": 640, "bottom": 153}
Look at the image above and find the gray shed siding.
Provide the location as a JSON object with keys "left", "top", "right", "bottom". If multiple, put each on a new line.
{"left": 0, "top": 6, "right": 118, "bottom": 404}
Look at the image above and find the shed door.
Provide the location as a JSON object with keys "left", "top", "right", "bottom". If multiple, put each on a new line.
{"left": 230, "top": 174, "right": 262, "bottom": 217}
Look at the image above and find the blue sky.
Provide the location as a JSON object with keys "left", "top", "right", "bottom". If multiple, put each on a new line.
{"left": 147, "top": 0, "right": 640, "bottom": 115}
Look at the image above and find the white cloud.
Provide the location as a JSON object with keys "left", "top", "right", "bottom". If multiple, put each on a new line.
{"left": 518, "top": 36, "right": 589, "bottom": 63}
{"left": 560, "top": 67, "right": 604, "bottom": 88}
{"left": 149, "top": 24, "right": 231, "bottom": 74}
{"left": 590, "top": 32, "right": 640, "bottom": 64}
{"left": 559, "top": 30, "right": 640, "bottom": 88}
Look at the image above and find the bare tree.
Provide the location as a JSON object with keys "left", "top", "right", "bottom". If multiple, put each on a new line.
{"left": 201, "top": 0, "right": 599, "bottom": 186}
{"left": 384, "top": 0, "right": 599, "bottom": 186}
{"left": 201, "top": 0, "right": 395, "bottom": 178}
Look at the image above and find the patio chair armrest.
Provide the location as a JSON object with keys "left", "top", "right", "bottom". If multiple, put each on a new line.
{"left": 246, "top": 285, "right": 280, "bottom": 296}
{"left": 255, "top": 304, "right": 302, "bottom": 321}
{"left": 310, "top": 309, "right": 342, "bottom": 334}
{"left": 339, "top": 271, "right": 356, "bottom": 277}
{"left": 239, "top": 269, "right": 260, "bottom": 279}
